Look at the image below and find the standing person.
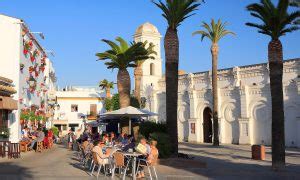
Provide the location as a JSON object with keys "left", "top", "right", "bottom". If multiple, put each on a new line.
{"left": 67, "top": 129, "right": 75, "bottom": 150}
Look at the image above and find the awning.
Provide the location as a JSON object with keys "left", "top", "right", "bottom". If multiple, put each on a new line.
{"left": 0, "top": 96, "right": 18, "bottom": 110}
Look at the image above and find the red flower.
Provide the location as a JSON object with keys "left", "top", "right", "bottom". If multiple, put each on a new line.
{"left": 30, "top": 54, "right": 35, "bottom": 62}
{"left": 23, "top": 49, "right": 28, "bottom": 55}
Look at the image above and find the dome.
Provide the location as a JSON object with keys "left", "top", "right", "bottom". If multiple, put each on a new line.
{"left": 135, "top": 22, "right": 159, "bottom": 34}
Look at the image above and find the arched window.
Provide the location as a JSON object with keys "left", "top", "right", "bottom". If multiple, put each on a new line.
{"left": 150, "top": 63, "right": 155, "bottom": 75}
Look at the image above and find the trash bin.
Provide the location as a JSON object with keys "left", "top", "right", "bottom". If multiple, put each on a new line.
{"left": 252, "top": 145, "right": 265, "bottom": 160}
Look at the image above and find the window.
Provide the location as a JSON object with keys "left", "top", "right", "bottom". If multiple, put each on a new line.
{"left": 62, "top": 125, "right": 67, "bottom": 131}
{"left": 191, "top": 123, "right": 195, "bottom": 134}
{"left": 150, "top": 63, "right": 155, "bottom": 75}
{"left": 71, "top": 104, "right": 78, "bottom": 112}
{"left": 90, "top": 104, "right": 97, "bottom": 116}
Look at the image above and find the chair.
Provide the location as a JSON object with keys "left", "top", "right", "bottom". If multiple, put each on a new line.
{"left": 20, "top": 142, "right": 29, "bottom": 152}
{"left": 36, "top": 141, "right": 43, "bottom": 152}
{"left": 48, "top": 138, "right": 53, "bottom": 148}
{"left": 8, "top": 143, "right": 21, "bottom": 159}
{"left": 112, "top": 151, "right": 131, "bottom": 180}
{"left": 136, "top": 153, "right": 159, "bottom": 180}
{"left": 90, "top": 151, "right": 110, "bottom": 178}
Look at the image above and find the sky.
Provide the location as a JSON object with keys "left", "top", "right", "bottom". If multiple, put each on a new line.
{"left": 1, "top": 0, "right": 299, "bottom": 89}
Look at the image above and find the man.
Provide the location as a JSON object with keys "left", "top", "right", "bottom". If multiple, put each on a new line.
{"left": 29, "top": 128, "right": 45, "bottom": 151}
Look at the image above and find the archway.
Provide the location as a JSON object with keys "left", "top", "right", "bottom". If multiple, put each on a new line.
{"left": 203, "top": 107, "right": 213, "bottom": 143}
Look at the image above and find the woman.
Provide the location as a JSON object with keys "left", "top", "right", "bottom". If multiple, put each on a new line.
{"left": 92, "top": 141, "right": 110, "bottom": 164}
{"left": 137, "top": 140, "right": 159, "bottom": 178}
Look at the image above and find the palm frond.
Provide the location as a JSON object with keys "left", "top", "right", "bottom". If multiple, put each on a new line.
{"left": 96, "top": 37, "right": 157, "bottom": 70}
{"left": 152, "top": 0, "right": 203, "bottom": 29}
{"left": 246, "top": 0, "right": 300, "bottom": 39}
{"left": 193, "top": 19, "right": 235, "bottom": 44}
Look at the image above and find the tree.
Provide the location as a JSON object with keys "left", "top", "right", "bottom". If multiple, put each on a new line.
{"left": 134, "top": 42, "right": 156, "bottom": 105}
{"left": 246, "top": 0, "right": 300, "bottom": 170}
{"left": 193, "top": 19, "right": 235, "bottom": 146}
{"left": 96, "top": 37, "right": 156, "bottom": 108}
{"left": 99, "top": 79, "right": 114, "bottom": 98}
{"left": 109, "top": 94, "right": 140, "bottom": 111}
{"left": 152, "top": 0, "right": 202, "bottom": 155}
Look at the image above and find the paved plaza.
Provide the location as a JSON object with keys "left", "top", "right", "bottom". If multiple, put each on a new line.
{"left": 0, "top": 143, "right": 299, "bottom": 179}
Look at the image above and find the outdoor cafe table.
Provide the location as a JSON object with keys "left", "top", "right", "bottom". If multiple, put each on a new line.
{"left": 123, "top": 152, "right": 142, "bottom": 180}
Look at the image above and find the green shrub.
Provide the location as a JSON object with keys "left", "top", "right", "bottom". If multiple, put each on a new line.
{"left": 0, "top": 126, "right": 9, "bottom": 139}
{"left": 51, "top": 126, "right": 59, "bottom": 136}
{"left": 150, "top": 132, "right": 172, "bottom": 158}
{"left": 104, "top": 98, "right": 112, "bottom": 111}
{"left": 110, "top": 93, "right": 140, "bottom": 110}
{"left": 139, "top": 121, "right": 167, "bottom": 139}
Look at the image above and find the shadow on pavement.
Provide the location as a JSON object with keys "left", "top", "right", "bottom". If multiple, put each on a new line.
{"left": 0, "top": 162, "right": 33, "bottom": 180}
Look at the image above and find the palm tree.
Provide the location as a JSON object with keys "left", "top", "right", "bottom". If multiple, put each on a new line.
{"left": 193, "top": 19, "right": 235, "bottom": 146}
{"left": 246, "top": 0, "right": 300, "bottom": 170}
{"left": 153, "top": 0, "right": 202, "bottom": 154}
{"left": 134, "top": 42, "right": 156, "bottom": 105}
{"left": 96, "top": 37, "right": 156, "bottom": 108}
{"left": 99, "top": 79, "right": 114, "bottom": 98}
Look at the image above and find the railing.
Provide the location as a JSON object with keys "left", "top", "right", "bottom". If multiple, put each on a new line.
{"left": 0, "top": 141, "right": 21, "bottom": 159}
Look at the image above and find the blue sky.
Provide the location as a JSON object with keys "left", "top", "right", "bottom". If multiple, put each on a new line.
{"left": 1, "top": 0, "right": 299, "bottom": 89}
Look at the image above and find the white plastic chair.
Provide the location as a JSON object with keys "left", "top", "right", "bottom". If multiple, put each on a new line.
{"left": 136, "top": 154, "right": 159, "bottom": 180}
{"left": 90, "top": 151, "right": 110, "bottom": 178}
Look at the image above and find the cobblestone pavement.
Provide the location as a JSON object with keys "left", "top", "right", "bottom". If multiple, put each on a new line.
{"left": 0, "top": 143, "right": 299, "bottom": 179}
{"left": 177, "top": 143, "right": 300, "bottom": 180}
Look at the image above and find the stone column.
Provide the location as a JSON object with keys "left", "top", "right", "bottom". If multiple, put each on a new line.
{"left": 238, "top": 85, "right": 250, "bottom": 144}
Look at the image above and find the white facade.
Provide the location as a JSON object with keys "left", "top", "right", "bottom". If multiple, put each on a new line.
{"left": 136, "top": 22, "right": 300, "bottom": 148}
{"left": 0, "top": 14, "right": 56, "bottom": 142}
{"left": 53, "top": 86, "right": 105, "bottom": 135}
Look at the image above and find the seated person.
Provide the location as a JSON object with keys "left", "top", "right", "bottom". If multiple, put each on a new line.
{"left": 82, "top": 139, "right": 93, "bottom": 154}
{"left": 21, "top": 126, "right": 30, "bottom": 141}
{"left": 109, "top": 132, "right": 116, "bottom": 144}
{"left": 135, "top": 138, "right": 151, "bottom": 155}
{"left": 92, "top": 141, "right": 109, "bottom": 164}
{"left": 122, "top": 135, "right": 136, "bottom": 152}
{"left": 29, "top": 128, "right": 45, "bottom": 151}
{"left": 137, "top": 140, "right": 159, "bottom": 178}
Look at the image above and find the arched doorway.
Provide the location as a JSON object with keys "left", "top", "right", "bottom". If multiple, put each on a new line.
{"left": 203, "top": 107, "right": 213, "bottom": 143}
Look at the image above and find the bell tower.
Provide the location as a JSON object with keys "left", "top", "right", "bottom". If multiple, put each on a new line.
{"left": 133, "top": 22, "right": 162, "bottom": 98}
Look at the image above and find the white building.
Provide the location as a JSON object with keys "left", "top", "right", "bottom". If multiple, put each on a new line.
{"left": 53, "top": 86, "right": 105, "bottom": 135}
{"left": 0, "top": 14, "right": 56, "bottom": 142}
{"left": 135, "top": 22, "right": 300, "bottom": 148}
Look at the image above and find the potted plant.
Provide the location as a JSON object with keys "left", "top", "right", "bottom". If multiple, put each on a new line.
{"left": 29, "top": 66, "right": 35, "bottom": 73}
{"left": 40, "top": 65, "right": 45, "bottom": 72}
{"left": 0, "top": 127, "right": 10, "bottom": 140}
{"left": 20, "top": 63, "right": 25, "bottom": 72}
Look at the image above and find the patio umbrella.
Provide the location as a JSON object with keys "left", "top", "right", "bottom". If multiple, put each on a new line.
{"left": 99, "top": 106, "right": 158, "bottom": 134}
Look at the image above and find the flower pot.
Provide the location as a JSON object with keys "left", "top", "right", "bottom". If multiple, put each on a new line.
{"left": 30, "top": 54, "right": 35, "bottom": 63}
{"left": 40, "top": 66, "right": 45, "bottom": 72}
{"left": 252, "top": 145, "right": 265, "bottom": 160}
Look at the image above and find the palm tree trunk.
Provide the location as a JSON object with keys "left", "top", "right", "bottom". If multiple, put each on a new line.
{"left": 117, "top": 69, "right": 131, "bottom": 108}
{"left": 268, "top": 39, "right": 285, "bottom": 170}
{"left": 134, "top": 65, "right": 143, "bottom": 106}
{"left": 211, "top": 43, "right": 219, "bottom": 146}
{"left": 165, "top": 27, "right": 179, "bottom": 155}
{"left": 106, "top": 87, "right": 111, "bottom": 98}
